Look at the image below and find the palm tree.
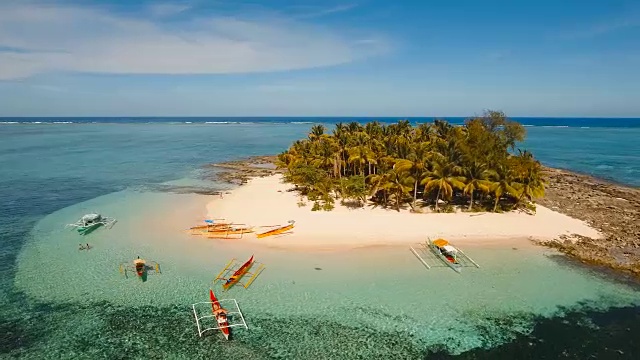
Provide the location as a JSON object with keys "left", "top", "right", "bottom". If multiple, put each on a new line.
{"left": 311, "top": 137, "right": 339, "bottom": 176}
{"left": 489, "top": 163, "right": 519, "bottom": 212}
{"left": 308, "top": 124, "right": 326, "bottom": 142}
{"left": 332, "top": 122, "right": 349, "bottom": 177}
{"left": 461, "top": 160, "right": 492, "bottom": 211}
{"left": 421, "top": 155, "right": 465, "bottom": 211}
{"left": 512, "top": 150, "right": 545, "bottom": 207}
{"left": 394, "top": 141, "right": 432, "bottom": 209}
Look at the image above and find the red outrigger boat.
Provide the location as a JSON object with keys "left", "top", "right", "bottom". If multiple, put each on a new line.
{"left": 222, "top": 255, "right": 254, "bottom": 290}
{"left": 209, "top": 289, "right": 230, "bottom": 340}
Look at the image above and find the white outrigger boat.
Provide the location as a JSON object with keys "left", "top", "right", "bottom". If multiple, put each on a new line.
{"left": 191, "top": 290, "right": 248, "bottom": 339}
{"left": 409, "top": 238, "right": 480, "bottom": 273}
{"left": 67, "top": 213, "right": 117, "bottom": 235}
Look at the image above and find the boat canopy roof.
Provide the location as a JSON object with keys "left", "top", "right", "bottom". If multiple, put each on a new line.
{"left": 81, "top": 213, "right": 101, "bottom": 222}
{"left": 443, "top": 245, "right": 457, "bottom": 253}
{"left": 433, "top": 239, "right": 449, "bottom": 247}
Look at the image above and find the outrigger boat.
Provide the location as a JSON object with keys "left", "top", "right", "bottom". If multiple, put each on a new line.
{"left": 424, "top": 238, "right": 480, "bottom": 273}
{"left": 189, "top": 219, "right": 232, "bottom": 231}
{"left": 191, "top": 291, "right": 248, "bottom": 338}
{"left": 214, "top": 255, "right": 265, "bottom": 291}
{"left": 209, "top": 289, "right": 230, "bottom": 340}
{"left": 256, "top": 220, "right": 295, "bottom": 238}
{"left": 67, "top": 213, "right": 116, "bottom": 235}
{"left": 190, "top": 219, "right": 254, "bottom": 239}
{"left": 428, "top": 238, "right": 462, "bottom": 272}
{"left": 119, "top": 256, "right": 161, "bottom": 282}
{"left": 205, "top": 225, "right": 254, "bottom": 238}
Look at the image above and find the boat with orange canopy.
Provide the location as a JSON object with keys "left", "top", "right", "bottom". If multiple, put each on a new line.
{"left": 428, "top": 238, "right": 462, "bottom": 272}
{"left": 426, "top": 238, "right": 480, "bottom": 273}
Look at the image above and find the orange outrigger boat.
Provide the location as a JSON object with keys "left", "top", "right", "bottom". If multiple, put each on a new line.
{"left": 256, "top": 220, "right": 295, "bottom": 238}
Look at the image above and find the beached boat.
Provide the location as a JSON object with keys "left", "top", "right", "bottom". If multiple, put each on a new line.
{"left": 206, "top": 226, "right": 254, "bottom": 237}
{"left": 428, "top": 238, "right": 463, "bottom": 273}
{"left": 67, "top": 213, "right": 116, "bottom": 235}
{"left": 209, "top": 289, "right": 230, "bottom": 340}
{"left": 189, "top": 220, "right": 254, "bottom": 238}
{"left": 256, "top": 220, "right": 295, "bottom": 238}
{"left": 222, "top": 255, "right": 254, "bottom": 290}
{"left": 189, "top": 219, "right": 232, "bottom": 231}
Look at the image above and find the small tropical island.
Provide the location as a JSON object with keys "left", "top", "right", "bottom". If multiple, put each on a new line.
{"left": 206, "top": 111, "right": 639, "bottom": 277}
{"left": 275, "top": 110, "right": 544, "bottom": 213}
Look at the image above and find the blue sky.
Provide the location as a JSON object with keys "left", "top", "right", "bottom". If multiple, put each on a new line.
{"left": 0, "top": 0, "right": 638, "bottom": 117}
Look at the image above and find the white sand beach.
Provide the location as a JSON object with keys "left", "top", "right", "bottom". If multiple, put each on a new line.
{"left": 205, "top": 175, "right": 601, "bottom": 250}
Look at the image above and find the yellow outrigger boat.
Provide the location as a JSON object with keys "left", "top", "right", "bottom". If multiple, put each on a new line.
{"left": 205, "top": 225, "right": 254, "bottom": 238}
{"left": 189, "top": 219, "right": 254, "bottom": 239}
{"left": 256, "top": 220, "right": 295, "bottom": 238}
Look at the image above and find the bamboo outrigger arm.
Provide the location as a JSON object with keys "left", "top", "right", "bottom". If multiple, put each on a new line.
{"left": 410, "top": 246, "right": 431, "bottom": 269}
{"left": 457, "top": 248, "right": 480, "bottom": 268}
{"left": 214, "top": 258, "right": 237, "bottom": 282}
{"left": 243, "top": 264, "right": 265, "bottom": 288}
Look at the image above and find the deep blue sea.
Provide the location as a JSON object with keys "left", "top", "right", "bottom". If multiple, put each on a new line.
{"left": 1, "top": 118, "right": 639, "bottom": 359}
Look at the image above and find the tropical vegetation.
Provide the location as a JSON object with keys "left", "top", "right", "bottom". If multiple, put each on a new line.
{"left": 276, "top": 111, "right": 545, "bottom": 213}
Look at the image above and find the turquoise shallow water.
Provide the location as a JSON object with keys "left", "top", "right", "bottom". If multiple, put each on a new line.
{"left": 1, "top": 121, "right": 640, "bottom": 359}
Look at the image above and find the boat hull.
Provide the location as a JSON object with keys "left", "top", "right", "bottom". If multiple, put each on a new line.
{"left": 428, "top": 241, "right": 462, "bottom": 273}
{"left": 209, "top": 289, "right": 230, "bottom": 340}
{"left": 256, "top": 224, "right": 294, "bottom": 238}
{"left": 77, "top": 223, "right": 102, "bottom": 235}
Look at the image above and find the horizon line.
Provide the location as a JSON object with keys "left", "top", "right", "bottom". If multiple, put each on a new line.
{"left": 2, "top": 116, "right": 640, "bottom": 119}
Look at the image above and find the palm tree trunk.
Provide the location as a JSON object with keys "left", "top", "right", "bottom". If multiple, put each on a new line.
{"left": 435, "top": 185, "right": 441, "bottom": 211}
{"left": 341, "top": 151, "right": 346, "bottom": 176}
{"left": 413, "top": 180, "right": 418, "bottom": 209}
{"left": 511, "top": 191, "right": 526, "bottom": 210}
{"left": 468, "top": 190, "right": 474, "bottom": 211}
{"left": 493, "top": 195, "right": 500, "bottom": 212}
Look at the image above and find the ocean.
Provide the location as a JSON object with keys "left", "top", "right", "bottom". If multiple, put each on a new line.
{"left": 1, "top": 118, "right": 639, "bottom": 359}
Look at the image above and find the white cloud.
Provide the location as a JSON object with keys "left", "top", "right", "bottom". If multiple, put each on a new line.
{"left": 293, "top": 3, "right": 358, "bottom": 19}
{"left": 0, "top": 2, "right": 387, "bottom": 80}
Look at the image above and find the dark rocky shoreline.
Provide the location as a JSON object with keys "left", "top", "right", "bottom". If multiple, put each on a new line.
{"left": 208, "top": 155, "right": 282, "bottom": 185}
{"left": 537, "top": 167, "right": 640, "bottom": 276}
{"left": 208, "top": 156, "right": 640, "bottom": 277}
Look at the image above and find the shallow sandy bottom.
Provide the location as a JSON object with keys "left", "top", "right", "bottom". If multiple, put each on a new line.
{"left": 14, "top": 187, "right": 640, "bottom": 354}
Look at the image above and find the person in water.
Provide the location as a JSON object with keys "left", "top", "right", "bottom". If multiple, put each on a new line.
{"left": 78, "top": 244, "right": 85, "bottom": 250}
{"left": 85, "top": 243, "right": 91, "bottom": 250}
